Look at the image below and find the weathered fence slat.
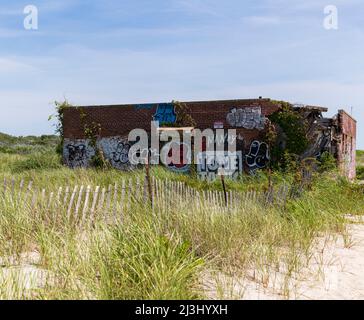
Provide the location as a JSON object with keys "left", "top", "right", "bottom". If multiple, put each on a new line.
{"left": 56, "top": 187, "right": 63, "bottom": 206}
{"left": 105, "top": 184, "right": 112, "bottom": 219}
{"left": 24, "top": 181, "right": 33, "bottom": 204}
{"left": 127, "top": 179, "right": 132, "bottom": 212}
{"left": 67, "top": 186, "right": 78, "bottom": 220}
{"left": 81, "top": 185, "right": 91, "bottom": 224}
{"left": 112, "top": 183, "right": 118, "bottom": 223}
{"left": 74, "top": 185, "right": 84, "bottom": 221}
{"left": 63, "top": 186, "right": 70, "bottom": 207}
{"left": 11, "top": 178, "right": 15, "bottom": 199}
{"left": 136, "top": 177, "right": 141, "bottom": 203}
{"left": 3, "top": 177, "right": 6, "bottom": 196}
{"left": 98, "top": 187, "right": 106, "bottom": 215}
{"left": 18, "top": 179, "right": 25, "bottom": 202}
{"left": 47, "top": 192, "right": 54, "bottom": 209}
{"left": 120, "top": 179, "right": 125, "bottom": 221}
{"left": 89, "top": 186, "right": 99, "bottom": 224}
{"left": 0, "top": 176, "right": 304, "bottom": 226}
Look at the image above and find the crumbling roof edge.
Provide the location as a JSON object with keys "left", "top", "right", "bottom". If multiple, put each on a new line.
{"left": 293, "top": 105, "right": 328, "bottom": 113}
{"left": 338, "top": 109, "right": 357, "bottom": 123}
{"left": 72, "top": 98, "right": 272, "bottom": 109}
{"left": 70, "top": 99, "right": 331, "bottom": 114}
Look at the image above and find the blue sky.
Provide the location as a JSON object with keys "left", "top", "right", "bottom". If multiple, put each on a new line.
{"left": 0, "top": 0, "right": 363, "bottom": 149}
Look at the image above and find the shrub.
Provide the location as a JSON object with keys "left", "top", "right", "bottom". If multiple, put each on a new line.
{"left": 269, "top": 103, "right": 309, "bottom": 164}
{"left": 11, "top": 152, "right": 62, "bottom": 172}
{"left": 357, "top": 166, "right": 364, "bottom": 180}
{"left": 94, "top": 225, "right": 203, "bottom": 299}
{"left": 319, "top": 151, "right": 337, "bottom": 172}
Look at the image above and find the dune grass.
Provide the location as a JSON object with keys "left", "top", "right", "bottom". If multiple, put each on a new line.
{"left": 357, "top": 150, "right": 364, "bottom": 180}
{"left": 357, "top": 150, "right": 364, "bottom": 164}
{"left": 0, "top": 133, "right": 59, "bottom": 155}
{"left": 0, "top": 149, "right": 363, "bottom": 299}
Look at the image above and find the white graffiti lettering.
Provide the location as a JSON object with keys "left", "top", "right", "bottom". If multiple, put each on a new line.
{"left": 197, "top": 151, "right": 243, "bottom": 181}
{"left": 227, "top": 107, "right": 266, "bottom": 130}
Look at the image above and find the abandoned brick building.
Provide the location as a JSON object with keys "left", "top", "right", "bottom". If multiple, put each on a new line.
{"left": 62, "top": 98, "right": 357, "bottom": 180}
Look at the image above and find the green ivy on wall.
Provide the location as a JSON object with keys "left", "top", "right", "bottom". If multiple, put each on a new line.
{"left": 160, "top": 101, "right": 197, "bottom": 128}
{"left": 268, "top": 101, "right": 310, "bottom": 170}
{"left": 49, "top": 100, "right": 72, "bottom": 156}
{"left": 78, "top": 108, "right": 110, "bottom": 169}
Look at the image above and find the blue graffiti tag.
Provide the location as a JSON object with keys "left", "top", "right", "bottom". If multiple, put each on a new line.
{"left": 153, "top": 103, "right": 177, "bottom": 124}
{"left": 135, "top": 104, "right": 154, "bottom": 110}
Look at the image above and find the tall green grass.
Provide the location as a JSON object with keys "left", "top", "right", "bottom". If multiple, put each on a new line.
{"left": 0, "top": 149, "right": 363, "bottom": 299}
{"left": 356, "top": 150, "right": 364, "bottom": 180}
{"left": 0, "top": 132, "right": 59, "bottom": 155}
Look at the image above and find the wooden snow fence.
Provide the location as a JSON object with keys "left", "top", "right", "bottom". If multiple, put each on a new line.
{"left": 0, "top": 177, "right": 291, "bottom": 226}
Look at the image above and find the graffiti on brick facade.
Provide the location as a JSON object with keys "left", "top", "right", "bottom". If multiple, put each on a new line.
{"left": 197, "top": 151, "right": 243, "bottom": 181}
{"left": 161, "top": 141, "right": 190, "bottom": 173}
{"left": 67, "top": 143, "right": 86, "bottom": 164}
{"left": 63, "top": 139, "right": 95, "bottom": 168}
{"left": 226, "top": 106, "right": 266, "bottom": 130}
{"left": 112, "top": 142, "right": 131, "bottom": 164}
{"left": 61, "top": 100, "right": 357, "bottom": 179}
{"left": 245, "top": 140, "right": 270, "bottom": 172}
{"left": 153, "top": 103, "right": 177, "bottom": 125}
{"left": 201, "top": 132, "right": 244, "bottom": 152}
{"left": 98, "top": 137, "right": 135, "bottom": 170}
{"left": 213, "top": 121, "right": 224, "bottom": 129}
{"left": 135, "top": 104, "right": 154, "bottom": 110}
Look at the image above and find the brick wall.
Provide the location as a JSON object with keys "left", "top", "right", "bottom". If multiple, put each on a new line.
{"left": 62, "top": 98, "right": 357, "bottom": 180}
{"left": 63, "top": 98, "right": 280, "bottom": 146}
{"left": 337, "top": 110, "right": 357, "bottom": 179}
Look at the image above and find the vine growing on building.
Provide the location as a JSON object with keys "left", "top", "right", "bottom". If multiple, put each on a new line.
{"left": 79, "top": 109, "right": 110, "bottom": 169}
{"left": 268, "top": 101, "right": 310, "bottom": 170}
{"left": 173, "top": 100, "right": 197, "bottom": 127}
{"left": 49, "top": 100, "right": 72, "bottom": 156}
{"left": 161, "top": 101, "right": 197, "bottom": 128}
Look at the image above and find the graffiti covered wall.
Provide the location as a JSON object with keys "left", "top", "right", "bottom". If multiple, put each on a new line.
{"left": 63, "top": 136, "right": 136, "bottom": 170}
{"left": 62, "top": 99, "right": 357, "bottom": 179}
{"left": 197, "top": 151, "right": 243, "bottom": 181}
{"left": 226, "top": 107, "right": 266, "bottom": 130}
{"left": 153, "top": 103, "right": 177, "bottom": 125}
{"left": 63, "top": 139, "right": 95, "bottom": 168}
{"left": 245, "top": 141, "right": 270, "bottom": 172}
{"left": 98, "top": 137, "right": 136, "bottom": 171}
